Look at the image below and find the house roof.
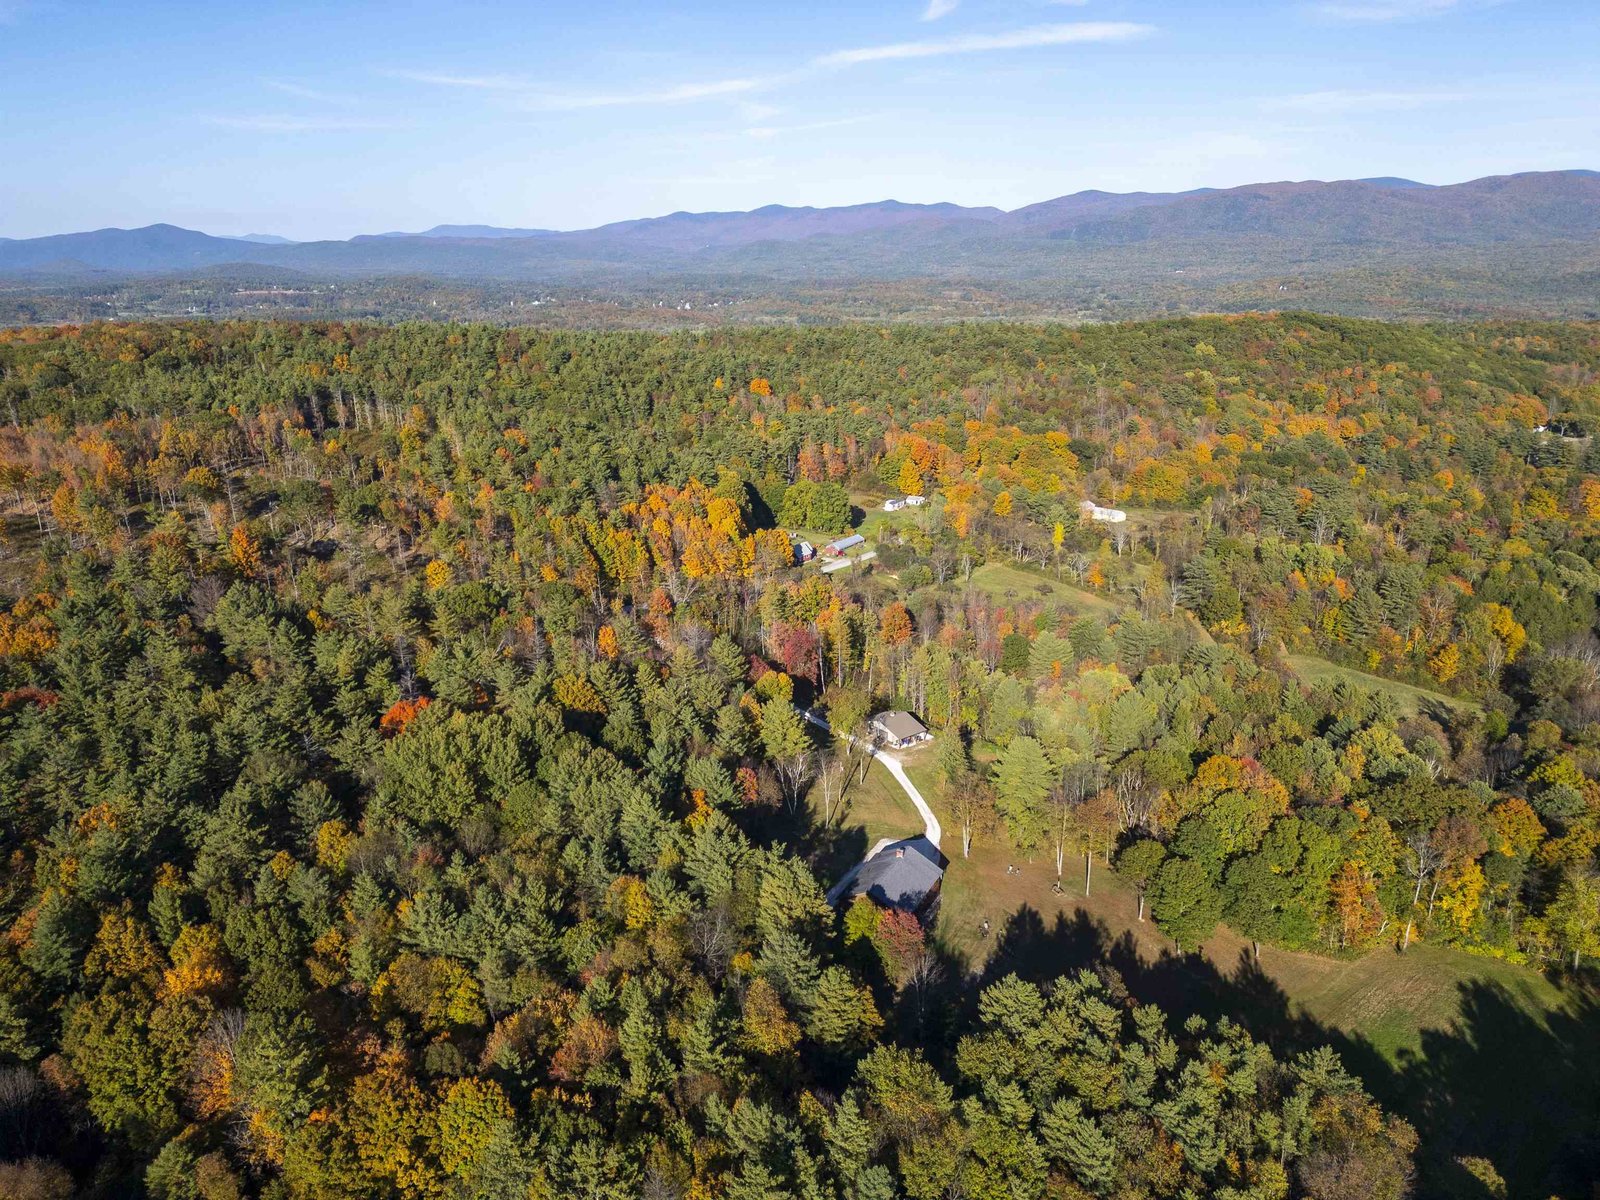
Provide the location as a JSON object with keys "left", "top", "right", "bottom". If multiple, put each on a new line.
{"left": 872, "top": 710, "right": 927, "bottom": 741}
{"left": 848, "top": 836, "right": 944, "bottom": 911}
{"left": 828, "top": 533, "right": 866, "bottom": 550}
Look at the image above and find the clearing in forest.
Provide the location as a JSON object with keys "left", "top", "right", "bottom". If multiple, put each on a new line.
{"left": 1285, "top": 653, "right": 1481, "bottom": 718}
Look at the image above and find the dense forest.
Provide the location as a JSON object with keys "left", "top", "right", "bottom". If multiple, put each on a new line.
{"left": 1, "top": 313, "right": 1598, "bottom": 1197}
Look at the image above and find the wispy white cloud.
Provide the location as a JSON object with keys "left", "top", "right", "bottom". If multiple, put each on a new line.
{"left": 382, "top": 69, "right": 533, "bottom": 90}
{"left": 1310, "top": 0, "right": 1480, "bottom": 21}
{"left": 204, "top": 115, "right": 401, "bottom": 133}
{"left": 813, "top": 22, "right": 1153, "bottom": 68}
{"left": 922, "top": 0, "right": 960, "bottom": 20}
{"left": 392, "top": 67, "right": 763, "bottom": 110}
{"left": 395, "top": 21, "right": 1153, "bottom": 113}
{"left": 1275, "top": 88, "right": 1467, "bottom": 113}
{"left": 524, "top": 78, "right": 762, "bottom": 111}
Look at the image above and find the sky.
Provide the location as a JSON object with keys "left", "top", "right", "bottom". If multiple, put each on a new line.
{"left": 1, "top": 0, "right": 1596, "bottom": 240}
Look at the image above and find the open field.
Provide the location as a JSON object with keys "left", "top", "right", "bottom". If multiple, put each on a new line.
{"left": 904, "top": 763, "right": 1598, "bottom": 1198}
{"left": 922, "top": 770, "right": 1568, "bottom": 1059}
{"left": 964, "top": 562, "right": 1124, "bottom": 617}
{"left": 851, "top": 502, "right": 926, "bottom": 541}
{"left": 1285, "top": 653, "right": 1482, "bottom": 717}
{"left": 802, "top": 748, "right": 925, "bottom": 885}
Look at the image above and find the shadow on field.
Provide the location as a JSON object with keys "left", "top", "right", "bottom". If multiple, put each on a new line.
{"left": 953, "top": 904, "right": 1600, "bottom": 1200}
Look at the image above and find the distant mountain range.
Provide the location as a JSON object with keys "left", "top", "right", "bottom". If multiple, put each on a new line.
{"left": 3, "top": 171, "right": 1598, "bottom": 310}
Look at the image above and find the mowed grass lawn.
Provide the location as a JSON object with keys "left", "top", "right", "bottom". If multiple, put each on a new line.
{"left": 966, "top": 562, "right": 1124, "bottom": 618}
{"left": 1285, "top": 653, "right": 1481, "bottom": 718}
{"left": 1252, "top": 938, "right": 1566, "bottom": 1060}
{"left": 803, "top": 749, "right": 925, "bottom": 884}
{"left": 927, "top": 777, "right": 1581, "bottom": 1063}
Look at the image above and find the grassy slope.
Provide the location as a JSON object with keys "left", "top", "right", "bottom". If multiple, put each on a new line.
{"left": 803, "top": 750, "right": 926, "bottom": 884}
{"left": 1285, "top": 652, "right": 1482, "bottom": 718}
{"left": 965, "top": 562, "right": 1123, "bottom": 617}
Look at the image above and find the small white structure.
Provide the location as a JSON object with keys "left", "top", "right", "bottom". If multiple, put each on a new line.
{"left": 871, "top": 711, "right": 931, "bottom": 749}
{"left": 1079, "top": 499, "right": 1128, "bottom": 524}
{"left": 904, "top": 494, "right": 927, "bottom": 507}
{"left": 882, "top": 497, "right": 908, "bottom": 513}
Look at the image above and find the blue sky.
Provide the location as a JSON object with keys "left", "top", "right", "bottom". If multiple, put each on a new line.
{"left": 1, "top": 0, "right": 1595, "bottom": 240}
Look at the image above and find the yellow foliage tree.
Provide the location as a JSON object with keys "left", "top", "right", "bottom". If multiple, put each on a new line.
{"left": 434, "top": 1077, "right": 513, "bottom": 1181}
{"left": 85, "top": 908, "right": 162, "bottom": 983}
{"left": 424, "top": 559, "right": 454, "bottom": 590}
{"left": 1579, "top": 478, "right": 1600, "bottom": 520}
{"left": 229, "top": 524, "right": 262, "bottom": 578}
{"left": 1483, "top": 603, "right": 1527, "bottom": 663}
{"left": 896, "top": 457, "right": 923, "bottom": 497}
{"left": 316, "top": 819, "right": 357, "bottom": 872}
{"left": 1436, "top": 862, "right": 1485, "bottom": 934}
{"left": 553, "top": 673, "right": 607, "bottom": 715}
{"left": 347, "top": 1058, "right": 443, "bottom": 1199}
{"left": 1428, "top": 642, "right": 1462, "bottom": 684}
{"left": 740, "top": 976, "right": 801, "bottom": 1056}
{"left": 162, "top": 923, "right": 232, "bottom": 1001}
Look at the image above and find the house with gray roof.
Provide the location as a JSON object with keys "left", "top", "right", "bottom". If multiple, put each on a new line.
{"left": 845, "top": 836, "right": 945, "bottom": 916}
{"left": 871, "top": 710, "right": 930, "bottom": 749}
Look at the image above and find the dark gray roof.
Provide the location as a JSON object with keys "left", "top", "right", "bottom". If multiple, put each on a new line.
{"left": 848, "top": 836, "right": 944, "bottom": 911}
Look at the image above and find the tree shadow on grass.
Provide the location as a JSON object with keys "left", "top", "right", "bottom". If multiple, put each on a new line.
{"left": 965, "top": 905, "right": 1600, "bottom": 1200}
{"left": 733, "top": 793, "right": 869, "bottom": 889}
{"left": 1392, "top": 975, "right": 1600, "bottom": 1200}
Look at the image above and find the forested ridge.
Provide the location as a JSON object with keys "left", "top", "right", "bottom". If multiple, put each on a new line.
{"left": 0, "top": 314, "right": 1598, "bottom": 1197}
